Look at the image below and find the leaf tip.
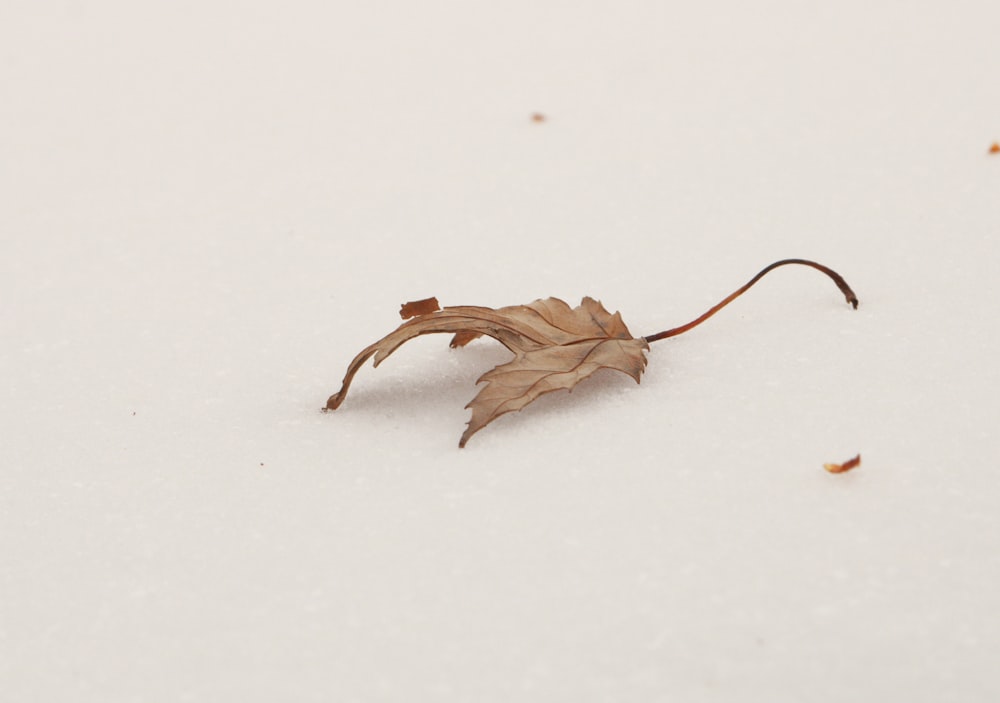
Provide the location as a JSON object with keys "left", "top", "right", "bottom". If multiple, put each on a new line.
{"left": 458, "top": 427, "right": 474, "bottom": 448}
{"left": 325, "top": 392, "right": 344, "bottom": 411}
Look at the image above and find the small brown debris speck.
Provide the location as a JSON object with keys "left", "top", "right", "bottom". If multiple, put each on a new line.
{"left": 824, "top": 453, "right": 861, "bottom": 474}
{"left": 990, "top": 142, "right": 1000, "bottom": 154}
{"left": 531, "top": 112, "right": 546, "bottom": 123}
{"left": 399, "top": 297, "right": 441, "bottom": 319}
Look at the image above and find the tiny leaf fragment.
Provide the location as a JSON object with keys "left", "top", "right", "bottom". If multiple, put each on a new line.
{"left": 399, "top": 297, "right": 441, "bottom": 319}
{"left": 824, "top": 454, "right": 861, "bottom": 474}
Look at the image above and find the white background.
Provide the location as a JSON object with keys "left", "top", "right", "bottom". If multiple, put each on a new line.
{"left": 3, "top": 1, "right": 1000, "bottom": 700}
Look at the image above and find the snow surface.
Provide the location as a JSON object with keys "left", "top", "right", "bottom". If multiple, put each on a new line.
{"left": 3, "top": 1, "right": 1000, "bottom": 700}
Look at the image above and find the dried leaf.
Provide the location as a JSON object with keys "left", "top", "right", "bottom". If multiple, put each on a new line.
{"left": 824, "top": 454, "right": 861, "bottom": 474}
{"left": 325, "top": 297, "right": 648, "bottom": 446}
{"left": 325, "top": 259, "right": 860, "bottom": 448}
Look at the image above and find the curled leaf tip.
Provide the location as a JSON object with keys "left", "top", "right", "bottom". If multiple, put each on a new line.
{"left": 325, "top": 392, "right": 344, "bottom": 411}
{"left": 400, "top": 297, "right": 441, "bottom": 319}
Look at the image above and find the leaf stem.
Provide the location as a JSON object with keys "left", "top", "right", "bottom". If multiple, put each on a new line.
{"left": 643, "top": 258, "right": 858, "bottom": 344}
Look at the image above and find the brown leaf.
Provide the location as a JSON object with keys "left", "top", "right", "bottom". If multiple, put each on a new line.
{"left": 325, "top": 296, "right": 649, "bottom": 446}
{"left": 325, "top": 259, "right": 860, "bottom": 449}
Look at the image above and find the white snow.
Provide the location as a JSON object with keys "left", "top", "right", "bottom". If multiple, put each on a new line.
{"left": 3, "top": 1, "right": 1000, "bottom": 700}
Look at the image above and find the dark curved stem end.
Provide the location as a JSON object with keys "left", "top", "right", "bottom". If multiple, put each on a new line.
{"left": 643, "top": 258, "right": 859, "bottom": 344}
